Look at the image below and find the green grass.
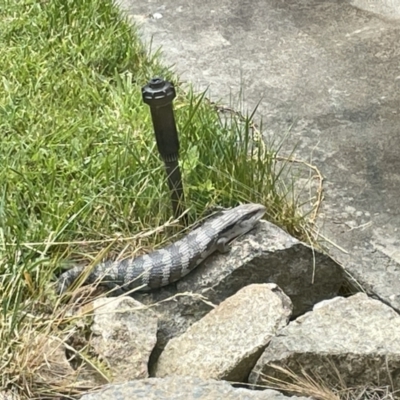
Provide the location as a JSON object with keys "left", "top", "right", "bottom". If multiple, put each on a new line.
{"left": 0, "top": 0, "right": 312, "bottom": 397}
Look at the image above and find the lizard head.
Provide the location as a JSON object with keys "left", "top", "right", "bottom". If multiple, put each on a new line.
{"left": 210, "top": 203, "right": 266, "bottom": 247}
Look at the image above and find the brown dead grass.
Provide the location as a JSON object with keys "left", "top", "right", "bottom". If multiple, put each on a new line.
{"left": 258, "top": 364, "right": 399, "bottom": 400}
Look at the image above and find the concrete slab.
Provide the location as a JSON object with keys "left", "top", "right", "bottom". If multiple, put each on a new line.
{"left": 117, "top": 0, "right": 400, "bottom": 311}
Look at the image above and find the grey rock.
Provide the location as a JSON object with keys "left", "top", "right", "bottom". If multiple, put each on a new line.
{"left": 176, "top": 220, "right": 343, "bottom": 317}
{"left": 0, "top": 393, "right": 19, "bottom": 400}
{"left": 80, "top": 376, "right": 313, "bottom": 400}
{"left": 91, "top": 297, "right": 158, "bottom": 382}
{"left": 134, "top": 220, "right": 343, "bottom": 365}
{"left": 155, "top": 284, "right": 292, "bottom": 381}
{"left": 249, "top": 293, "right": 400, "bottom": 388}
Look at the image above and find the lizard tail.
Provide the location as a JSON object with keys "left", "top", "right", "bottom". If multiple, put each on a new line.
{"left": 56, "top": 266, "right": 85, "bottom": 294}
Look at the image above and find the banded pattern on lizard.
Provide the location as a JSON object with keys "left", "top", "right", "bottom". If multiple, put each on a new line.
{"left": 56, "top": 203, "right": 266, "bottom": 295}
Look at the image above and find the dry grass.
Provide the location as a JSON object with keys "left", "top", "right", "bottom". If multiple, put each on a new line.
{"left": 257, "top": 364, "right": 399, "bottom": 400}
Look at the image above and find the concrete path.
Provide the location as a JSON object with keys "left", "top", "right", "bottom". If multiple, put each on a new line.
{"left": 118, "top": 0, "right": 400, "bottom": 311}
